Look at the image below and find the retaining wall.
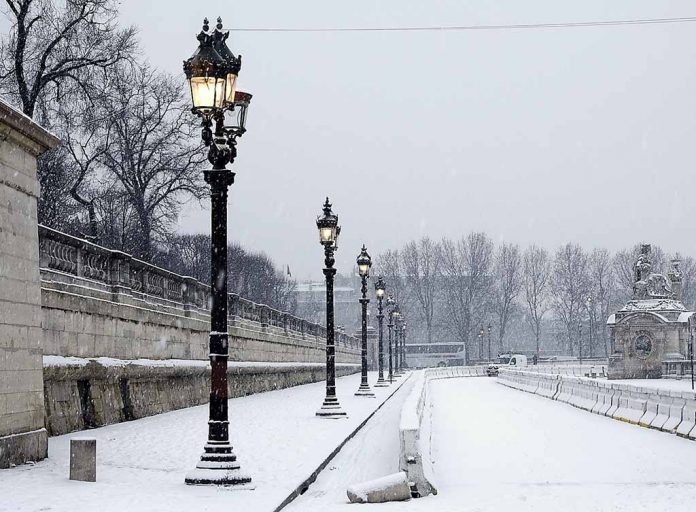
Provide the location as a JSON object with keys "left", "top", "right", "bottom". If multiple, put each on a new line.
{"left": 498, "top": 369, "right": 696, "bottom": 440}
{"left": 43, "top": 356, "right": 360, "bottom": 436}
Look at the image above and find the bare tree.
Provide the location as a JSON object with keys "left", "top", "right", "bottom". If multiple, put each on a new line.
{"left": 674, "top": 255, "right": 696, "bottom": 310}
{"left": 97, "top": 62, "right": 206, "bottom": 260}
{"left": 439, "top": 232, "right": 493, "bottom": 363}
{"left": 402, "top": 237, "right": 440, "bottom": 344}
{"left": 493, "top": 243, "right": 522, "bottom": 355}
{"left": 374, "top": 249, "right": 406, "bottom": 304}
{"left": 587, "top": 248, "right": 614, "bottom": 357}
{"left": 523, "top": 245, "right": 550, "bottom": 360}
{"left": 551, "top": 243, "right": 588, "bottom": 356}
{"left": 0, "top": 0, "right": 136, "bottom": 117}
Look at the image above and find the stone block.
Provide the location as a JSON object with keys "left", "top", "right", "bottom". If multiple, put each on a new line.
{"left": 70, "top": 438, "right": 96, "bottom": 482}
{"left": 347, "top": 472, "right": 411, "bottom": 504}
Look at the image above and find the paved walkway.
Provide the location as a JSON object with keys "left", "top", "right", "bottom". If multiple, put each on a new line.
{"left": 0, "top": 371, "right": 408, "bottom": 512}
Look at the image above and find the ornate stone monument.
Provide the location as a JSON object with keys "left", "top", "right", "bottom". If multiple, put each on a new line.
{"left": 607, "top": 244, "right": 692, "bottom": 379}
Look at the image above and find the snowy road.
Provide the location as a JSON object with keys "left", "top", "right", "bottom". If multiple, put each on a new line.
{"left": 289, "top": 376, "right": 696, "bottom": 512}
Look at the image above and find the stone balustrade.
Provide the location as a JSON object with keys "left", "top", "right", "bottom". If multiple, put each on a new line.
{"left": 38, "top": 225, "right": 359, "bottom": 359}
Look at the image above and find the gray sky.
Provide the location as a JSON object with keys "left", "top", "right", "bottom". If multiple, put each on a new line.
{"left": 120, "top": 0, "right": 696, "bottom": 280}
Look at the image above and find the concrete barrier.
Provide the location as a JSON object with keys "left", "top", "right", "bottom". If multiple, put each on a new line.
{"left": 676, "top": 394, "right": 696, "bottom": 438}
{"left": 638, "top": 391, "right": 660, "bottom": 428}
{"left": 661, "top": 393, "right": 685, "bottom": 433}
{"left": 591, "top": 383, "right": 612, "bottom": 414}
{"left": 612, "top": 390, "right": 647, "bottom": 424}
{"left": 398, "top": 365, "right": 485, "bottom": 498}
{"left": 399, "top": 371, "right": 436, "bottom": 498}
{"left": 497, "top": 369, "right": 696, "bottom": 443}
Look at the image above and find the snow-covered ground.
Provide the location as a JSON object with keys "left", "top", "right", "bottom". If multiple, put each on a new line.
{"left": 0, "top": 372, "right": 407, "bottom": 512}
{"left": 285, "top": 375, "right": 414, "bottom": 511}
{"left": 290, "top": 377, "right": 696, "bottom": 511}
{"left": 619, "top": 378, "right": 696, "bottom": 393}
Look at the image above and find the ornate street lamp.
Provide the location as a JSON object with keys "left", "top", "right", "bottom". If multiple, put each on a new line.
{"left": 183, "top": 17, "right": 252, "bottom": 487}
{"left": 374, "top": 277, "right": 388, "bottom": 387}
{"left": 478, "top": 327, "right": 484, "bottom": 362}
{"left": 487, "top": 323, "right": 493, "bottom": 362}
{"left": 355, "top": 246, "right": 374, "bottom": 396}
{"left": 387, "top": 297, "right": 398, "bottom": 383}
{"left": 394, "top": 315, "right": 404, "bottom": 376}
{"left": 316, "top": 198, "right": 346, "bottom": 417}
{"left": 401, "top": 318, "right": 408, "bottom": 374}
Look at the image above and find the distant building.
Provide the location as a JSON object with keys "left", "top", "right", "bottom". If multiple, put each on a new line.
{"left": 295, "top": 276, "right": 361, "bottom": 333}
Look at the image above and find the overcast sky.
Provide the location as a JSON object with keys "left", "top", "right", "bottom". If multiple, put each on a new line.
{"left": 120, "top": 0, "right": 696, "bottom": 280}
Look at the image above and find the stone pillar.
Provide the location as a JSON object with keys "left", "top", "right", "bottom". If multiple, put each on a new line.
{"left": 0, "top": 100, "right": 59, "bottom": 468}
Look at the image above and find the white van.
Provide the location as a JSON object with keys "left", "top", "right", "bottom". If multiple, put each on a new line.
{"left": 486, "top": 354, "right": 527, "bottom": 376}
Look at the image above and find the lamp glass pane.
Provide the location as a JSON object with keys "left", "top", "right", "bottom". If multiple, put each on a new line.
{"left": 319, "top": 226, "right": 335, "bottom": 243}
{"left": 358, "top": 263, "right": 369, "bottom": 276}
{"left": 190, "top": 76, "right": 225, "bottom": 109}
{"left": 224, "top": 73, "right": 238, "bottom": 105}
{"left": 376, "top": 288, "right": 385, "bottom": 298}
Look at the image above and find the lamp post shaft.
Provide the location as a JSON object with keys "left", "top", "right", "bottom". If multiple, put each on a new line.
{"left": 356, "top": 273, "right": 373, "bottom": 395}
{"left": 397, "top": 323, "right": 402, "bottom": 372}
{"left": 388, "top": 315, "right": 393, "bottom": 383}
{"left": 186, "top": 165, "right": 249, "bottom": 485}
{"left": 316, "top": 245, "right": 345, "bottom": 416}
{"left": 324, "top": 249, "right": 337, "bottom": 399}
{"left": 375, "top": 297, "right": 386, "bottom": 386}
{"left": 206, "top": 168, "right": 233, "bottom": 442}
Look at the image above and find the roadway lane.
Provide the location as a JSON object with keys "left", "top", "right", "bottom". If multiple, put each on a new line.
{"left": 425, "top": 377, "right": 696, "bottom": 512}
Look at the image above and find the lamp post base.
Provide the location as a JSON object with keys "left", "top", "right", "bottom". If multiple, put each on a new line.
{"left": 185, "top": 442, "right": 252, "bottom": 486}
{"left": 316, "top": 396, "right": 347, "bottom": 418}
{"left": 355, "top": 384, "right": 375, "bottom": 397}
{"left": 374, "top": 378, "right": 389, "bottom": 387}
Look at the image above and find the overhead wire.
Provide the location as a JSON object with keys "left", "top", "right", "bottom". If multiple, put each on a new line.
{"left": 227, "top": 16, "right": 696, "bottom": 33}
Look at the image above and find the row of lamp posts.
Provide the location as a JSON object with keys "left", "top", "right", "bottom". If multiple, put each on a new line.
{"left": 182, "top": 16, "right": 408, "bottom": 486}
{"left": 315, "top": 199, "right": 409, "bottom": 416}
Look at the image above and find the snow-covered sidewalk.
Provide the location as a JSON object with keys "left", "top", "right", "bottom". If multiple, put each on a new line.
{"left": 0, "top": 371, "right": 407, "bottom": 512}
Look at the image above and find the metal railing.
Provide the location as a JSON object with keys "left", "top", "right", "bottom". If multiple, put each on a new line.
{"left": 38, "top": 225, "right": 358, "bottom": 348}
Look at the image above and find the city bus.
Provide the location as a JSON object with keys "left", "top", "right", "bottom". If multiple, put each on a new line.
{"left": 405, "top": 342, "right": 466, "bottom": 368}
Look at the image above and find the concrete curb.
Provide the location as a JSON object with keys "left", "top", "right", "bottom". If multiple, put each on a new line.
{"left": 273, "top": 373, "right": 413, "bottom": 512}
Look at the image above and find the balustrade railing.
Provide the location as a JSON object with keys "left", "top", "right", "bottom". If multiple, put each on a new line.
{"left": 38, "top": 225, "right": 358, "bottom": 348}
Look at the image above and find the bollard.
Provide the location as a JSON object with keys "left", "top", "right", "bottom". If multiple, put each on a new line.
{"left": 347, "top": 472, "right": 412, "bottom": 503}
{"left": 70, "top": 438, "right": 96, "bottom": 482}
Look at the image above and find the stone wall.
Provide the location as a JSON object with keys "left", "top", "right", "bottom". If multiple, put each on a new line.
{"left": 40, "top": 275, "right": 360, "bottom": 364}
{"left": 39, "top": 226, "right": 361, "bottom": 365}
{"left": 43, "top": 358, "right": 359, "bottom": 436}
{"left": 0, "top": 100, "right": 59, "bottom": 468}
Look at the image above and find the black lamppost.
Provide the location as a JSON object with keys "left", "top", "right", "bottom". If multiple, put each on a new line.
{"left": 355, "top": 246, "right": 374, "bottom": 397}
{"left": 387, "top": 297, "right": 398, "bottom": 383}
{"left": 487, "top": 323, "right": 493, "bottom": 362}
{"left": 184, "top": 17, "right": 252, "bottom": 486}
{"left": 478, "top": 327, "right": 484, "bottom": 362}
{"left": 315, "top": 198, "right": 346, "bottom": 417}
{"left": 689, "top": 328, "right": 694, "bottom": 391}
{"left": 401, "top": 321, "right": 408, "bottom": 370}
{"left": 587, "top": 296, "right": 594, "bottom": 358}
{"left": 374, "top": 277, "right": 388, "bottom": 387}
{"left": 394, "top": 315, "right": 403, "bottom": 377}
{"left": 578, "top": 321, "right": 583, "bottom": 364}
